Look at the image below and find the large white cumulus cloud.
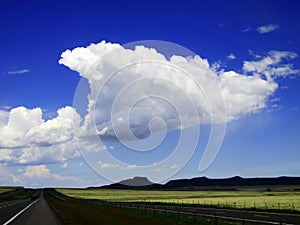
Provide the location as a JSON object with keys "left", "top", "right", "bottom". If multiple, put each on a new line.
{"left": 59, "top": 40, "right": 298, "bottom": 140}
{"left": 1, "top": 40, "right": 298, "bottom": 168}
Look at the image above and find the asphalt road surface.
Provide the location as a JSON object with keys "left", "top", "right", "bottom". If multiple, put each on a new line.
{"left": 1, "top": 190, "right": 62, "bottom": 225}
{"left": 0, "top": 199, "right": 32, "bottom": 225}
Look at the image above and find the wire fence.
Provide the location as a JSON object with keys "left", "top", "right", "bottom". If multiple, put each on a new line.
{"left": 111, "top": 198, "right": 298, "bottom": 212}
{"left": 48, "top": 190, "right": 298, "bottom": 225}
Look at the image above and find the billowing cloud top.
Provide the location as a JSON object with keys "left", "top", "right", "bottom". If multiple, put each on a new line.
{"left": 59, "top": 41, "right": 298, "bottom": 141}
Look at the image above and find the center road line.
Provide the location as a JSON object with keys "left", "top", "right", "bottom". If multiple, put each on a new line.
{"left": 2, "top": 199, "right": 39, "bottom": 225}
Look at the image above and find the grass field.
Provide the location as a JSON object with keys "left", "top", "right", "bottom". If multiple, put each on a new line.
{"left": 0, "top": 188, "right": 34, "bottom": 203}
{"left": 0, "top": 188, "right": 16, "bottom": 195}
{"left": 46, "top": 190, "right": 231, "bottom": 225}
{"left": 57, "top": 188, "right": 300, "bottom": 212}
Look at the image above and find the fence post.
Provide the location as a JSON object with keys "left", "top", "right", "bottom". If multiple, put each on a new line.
{"left": 194, "top": 211, "right": 197, "bottom": 222}
{"left": 215, "top": 215, "right": 218, "bottom": 225}
{"left": 164, "top": 207, "right": 166, "bottom": 216}
{"left": 177, "top": 210, "right": 180, "bottom": 221}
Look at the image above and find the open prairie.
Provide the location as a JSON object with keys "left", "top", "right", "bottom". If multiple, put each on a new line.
{"left": 0, "top": 187, "right": 15, "bottom": 194}
{"left": 57, "top": 188, "right": 300, "bottom": 212}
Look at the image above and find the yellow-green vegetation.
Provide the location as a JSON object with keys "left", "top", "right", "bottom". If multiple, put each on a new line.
{"left": 46, "top": 190, "right": 231, "bottom": 225}
{"left": 0, "top": 188, "right": 34, "bottom": 203}
{"left": 0, "top": 187, "right": 16, "bottom": 194}
{"left": 57, "top": 188, "right": 300, "bottom": 212}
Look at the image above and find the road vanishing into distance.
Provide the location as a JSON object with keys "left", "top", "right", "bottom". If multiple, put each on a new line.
{"left": 0, "top": 190, "right": 62, "bottom": 225}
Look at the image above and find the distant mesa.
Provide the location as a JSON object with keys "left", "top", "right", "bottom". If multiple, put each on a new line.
{"left": 119, "top": 176, "right": 153, "bottom": 186}
{"left": 98, "top": 176, "right": 161, "bottom": 190}
{"left": 97, "top": 176, "right": 300, "bottom": 190}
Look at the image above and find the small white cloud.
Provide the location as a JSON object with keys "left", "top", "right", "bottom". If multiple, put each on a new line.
{"left": 256, "top": 24, "right": 279, "bottom": 34}
{"left": 170, "top": 164, "right": 178, "bottom": 169}
{"left": 218, "top": 22, "right": 225, "bottom": 28}
{"left": 126, "top": 164, "right": 137, "bottom": 170}
{"left": 61, "top": 162, "right": 68, "bottom": 168}
{"left": 98, "top": 161, "right": 119, "bottom": 168}
{"left": 241, "top": 27, "right": 251, "bottom": 32}
{"left": 248, "top": 49, "right": 261, "bottom": 59}
{"left": 23, "top": 165, "right": 50, "bottom": 178}
{"left": 16, "top": 164, "right": 85, "bottom": 187}
{"left": 227, "top": 54, "right": 236, "bottom": 60}
{"left": 154, "top": 164, "right": 178, "bottom": 172}
{"left": 8, "top": 69, "right": 30, "bottom": 75}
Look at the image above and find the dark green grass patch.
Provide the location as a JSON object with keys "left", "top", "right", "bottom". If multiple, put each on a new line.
{"left": 0, "top": 188, "right": 34, "bottom": 203}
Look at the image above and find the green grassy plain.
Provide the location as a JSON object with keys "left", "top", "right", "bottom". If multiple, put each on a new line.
{"left": 0, "top": 187, "right": 34, "bottom": 203}
{"left": 57, "top": 188, "right": 300, "bottom": 212}
{"left": 46, "top": 190, "right": 231, "bottom": 225}
{"left": 0, "top": 187, "right": 15, "bottom": 194}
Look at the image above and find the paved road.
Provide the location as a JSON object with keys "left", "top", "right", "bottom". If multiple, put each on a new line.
{"left": 0, "top": 199, "right": 32, "bottom": 225}
{"left": 1, "top": 190, "right": 62, "bottom": 225}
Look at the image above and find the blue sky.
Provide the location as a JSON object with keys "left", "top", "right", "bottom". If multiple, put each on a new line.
{"left": 0, "top": 0, "right": 300, "bottom": 187}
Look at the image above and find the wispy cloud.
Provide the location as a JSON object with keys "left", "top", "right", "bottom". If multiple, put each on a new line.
{"left": 243, "top": 51, "right": 299, "bottom": 80}
{"left": 241, "top": 27, "right": 251, "bottom": 32}
{"left": 256, "top": 24, "right": 279, "bottom": 34}
{"left": 8, "top": 69, "right": 30, "bottom": 75}
{"left": 218, "top": 22, "right": 225, "bottom": 28}
{"left": 61, "top": 162, "right": 68, "bottom": 168}
{"left": 227, "top": 53, "right": 236, "bottom": 60}
{"left": 2, "top": 106, "right": 12, "bottom": 110}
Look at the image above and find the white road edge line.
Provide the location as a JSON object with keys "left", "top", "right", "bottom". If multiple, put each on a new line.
{"left": 3, "top": 199, "right": 39, "bottom": 225}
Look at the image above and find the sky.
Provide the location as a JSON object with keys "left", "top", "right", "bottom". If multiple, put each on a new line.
{"left": 0, "top": 0, "right": 300, "bottom": 187}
